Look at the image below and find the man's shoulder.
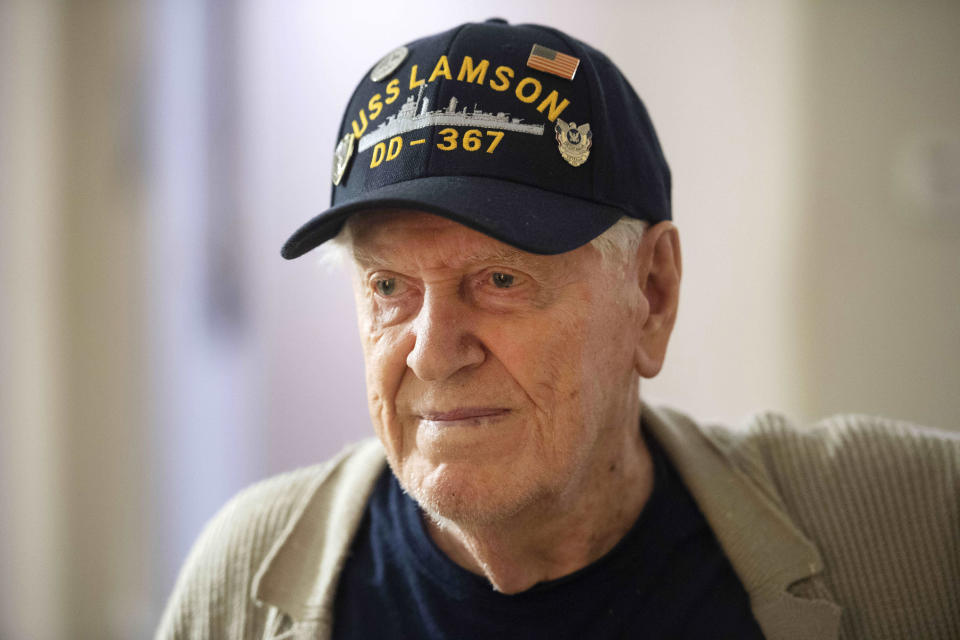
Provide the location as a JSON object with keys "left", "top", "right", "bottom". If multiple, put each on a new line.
{"left": 692, "top": 409, "right": 960, "bottom": 545}
{"left": 650, "top": 403, "right": 959, "bottom": 524}
{"left": 156, "top": 438, "right": 385, "bottom": 639}
{"left": 710, "top": 412, "right": 960, "bottom": 637}
{"left": 704, "top": 410, "right": 959, "bottom": 481}
{"left": 650, "top": 404, "right": 960, "bottom": 638}
{"left": 197, "top": 437, "right": 384, "bottom": 559}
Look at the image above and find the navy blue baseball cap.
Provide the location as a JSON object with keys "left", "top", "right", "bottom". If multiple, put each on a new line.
{"left": 281, "top": 18, "right": 671, "bottom": 259}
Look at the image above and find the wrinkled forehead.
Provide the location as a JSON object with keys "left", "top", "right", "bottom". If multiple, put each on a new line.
{"left": 345, "top": 209, "right": 594, "bottom": 274}
{"left": 347, "top": 209, "right": 530, "bottom": 264}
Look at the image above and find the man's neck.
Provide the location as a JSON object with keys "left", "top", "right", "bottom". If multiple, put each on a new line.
{"left": 423, "top": 426, "right": 655, "bottom": 594}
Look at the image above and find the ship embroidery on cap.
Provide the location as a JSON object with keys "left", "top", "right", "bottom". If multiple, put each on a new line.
{"left": 555, "top": 119, "right": 592, "bottom": 166}
{"left": 526, "top": 44, "right": 580, "bottom": 80}
{"left": 357, "top": 86, "right": 544, "bottom": 153}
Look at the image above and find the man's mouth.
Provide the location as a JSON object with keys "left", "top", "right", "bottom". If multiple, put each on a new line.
{"left": 418, "top": 408, "right": 510, "bottom": 423}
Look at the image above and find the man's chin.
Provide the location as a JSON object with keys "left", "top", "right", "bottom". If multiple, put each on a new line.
{"left": 401, "top": 462, "right": 535, "bottom": 528}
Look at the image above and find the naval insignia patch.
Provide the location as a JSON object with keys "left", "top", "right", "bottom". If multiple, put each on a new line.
{"left": 331, "top": 131, "right": 355, "bottom": 185}
{"left": 555, "top": 119, "right": 592, "bottom": 166}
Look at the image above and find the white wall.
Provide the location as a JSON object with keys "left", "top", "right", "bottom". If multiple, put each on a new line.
{"left": 798, "top": 1, "right": 960, "bottom": 427}
{"left": 0, "top": 3, "right": 67, "bottom": 639}
{"left": 1, "top": 1, "right": 151, "bottom": 638}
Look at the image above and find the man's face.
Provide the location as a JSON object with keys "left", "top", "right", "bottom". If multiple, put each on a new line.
{"left": 348, "top": 211, "right": 644, "bottom": 525}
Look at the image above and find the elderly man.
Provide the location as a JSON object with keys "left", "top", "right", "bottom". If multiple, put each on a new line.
{"left": 158, "top": 19, "right": 959, "bottom": 640}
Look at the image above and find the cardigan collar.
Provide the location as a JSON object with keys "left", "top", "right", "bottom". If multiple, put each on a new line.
{"left": 251, "top": 438, "right": 387, "bottom": 632}
{"left": 253, "top": 405, "right": 841, "bottom": 639}
{"left": 642, "top": 404, "right": 841, "bottom": 640}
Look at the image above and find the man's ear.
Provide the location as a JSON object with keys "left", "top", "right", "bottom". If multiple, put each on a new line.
{"left": 633, "top": 221, "right": 682, "bottom": 378}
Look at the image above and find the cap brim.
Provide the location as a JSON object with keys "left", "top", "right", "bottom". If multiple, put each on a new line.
{"left": 281, "top": 175, "right": 626, "bottom": 259}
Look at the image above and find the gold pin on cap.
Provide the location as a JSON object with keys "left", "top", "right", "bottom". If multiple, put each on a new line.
{"left": 555, "top": 119, "right": 592, "bottom": 167}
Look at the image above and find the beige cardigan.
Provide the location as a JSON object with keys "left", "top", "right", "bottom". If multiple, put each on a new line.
{"left": 156, "top": 405, "right": 960, "bottom": 639}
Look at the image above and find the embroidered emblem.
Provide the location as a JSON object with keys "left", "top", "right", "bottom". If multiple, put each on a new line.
{"left": 370, "top": 45, "right": 409, "bottom": 82}
{"left": 555, "top": 119, "right": 592, "bottom": 166}
{"left": 526, "top": 44, "right": 580, "bottom": 81}
{"left": 357, "top": 86, "right": 543, "bottom": 153}
{"left": 331, "top": 131, "right": 355, "bottom": 185}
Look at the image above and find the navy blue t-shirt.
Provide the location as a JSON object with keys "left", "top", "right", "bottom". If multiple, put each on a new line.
{"left": 332, "top": 427, "right": 765, "bottom": 639}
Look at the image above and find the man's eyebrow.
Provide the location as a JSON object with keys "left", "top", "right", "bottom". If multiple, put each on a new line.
{"left": 349, "top": 246, "right": 391, "bottom": 269}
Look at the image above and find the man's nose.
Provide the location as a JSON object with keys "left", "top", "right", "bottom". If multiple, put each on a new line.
{"left": 406, "top": 291, "right": 485, "bottom": 381}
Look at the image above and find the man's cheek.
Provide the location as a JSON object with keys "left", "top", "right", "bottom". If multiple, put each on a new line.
{"left": 364, "top": 335, "right": 411, "bottom": 419}
{"left": 521, "top": 351, "right": 575, "bottom": 422}
{"left": 361, "top": 328, "right": 406, "bottom": 381}
{"left": 366, "top": 384, "right": 408, "bottom": 461}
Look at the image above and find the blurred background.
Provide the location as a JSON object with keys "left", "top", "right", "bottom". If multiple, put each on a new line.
{"left": 1, "top": 1, "right": 958, "bottom": 638}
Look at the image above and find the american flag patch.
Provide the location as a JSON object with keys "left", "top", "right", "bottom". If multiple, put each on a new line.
{"left": 526, "top": 44, "right": 580, "bottom": 80}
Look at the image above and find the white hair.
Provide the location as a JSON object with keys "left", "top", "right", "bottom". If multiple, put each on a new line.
{"left": 588, "top": 216, "right": 648, "bottom": 267}
{"left": 315, "top": 224, "right": 353, "bottom": 272}
{"left": 315, "top": 215, "right": 647, "bottom": 271}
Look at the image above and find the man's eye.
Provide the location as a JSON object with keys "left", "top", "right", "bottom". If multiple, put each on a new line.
{"left": 374, "top": 278, "right": 398, "bottom": 296}
{"left": 491, "top": 272, "right": 515, "bottom": 288}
